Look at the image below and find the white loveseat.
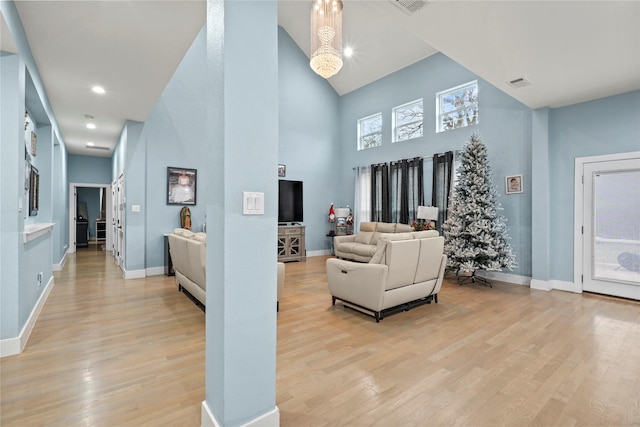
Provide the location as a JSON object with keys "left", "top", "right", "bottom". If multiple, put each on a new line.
{"left": 334, "top": 222, "right": 438, "bottom": 263}
{"left": 168, "top": 228, "right": 285, "bottom": 310}
{"left": 168, "top": 228, "right": 207, "bottom": 306}
{"left": 327, "top": 235, "right": 446, "bottom": 322}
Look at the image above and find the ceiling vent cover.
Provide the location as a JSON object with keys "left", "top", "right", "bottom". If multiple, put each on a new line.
{"left": 389, "top": 0, "right": 427, "bottom": 15}
{"left": 86, "top": 145, "right": 110, "bottom": 151}
{"left": 508, "top": 77, "right": 532, "bottom": 89}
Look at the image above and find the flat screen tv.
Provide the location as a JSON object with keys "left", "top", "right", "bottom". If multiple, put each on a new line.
{"left": 278, "top": 180, "right": 303, "bottom": 224}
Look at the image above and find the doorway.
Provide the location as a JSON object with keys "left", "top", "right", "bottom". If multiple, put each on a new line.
{"left": 575, "top": 152, "right": 640, "bottom": 300}
{"left": 68, "top": 183, "right": 112, "bottom": 254}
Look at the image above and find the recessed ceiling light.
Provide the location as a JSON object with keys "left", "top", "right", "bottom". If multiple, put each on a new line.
{"left": 86, "top": 142, "right": 95, "bottom": 147}
{"left": 344, "top": 46, "right": 353, "bottom": 57}
{"left": 86, "top": 123, "right": 96, "bottom": 129}
{"left": 92, "top": 86, "right": 106, "bottom": 94}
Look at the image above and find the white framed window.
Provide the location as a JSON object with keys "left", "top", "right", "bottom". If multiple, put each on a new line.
{"left": 393, "top": 99, "right": 423, "bottom": 142}
{"left": 436, "top": 80, "right": 478, "bottom": 133}
{"left": 357, "top": 113, "right": 382, "bottom": 150}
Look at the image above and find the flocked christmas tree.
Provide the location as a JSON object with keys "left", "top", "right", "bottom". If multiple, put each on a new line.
{"left": 442, "top": 134, "right": 516, "bottom": 282}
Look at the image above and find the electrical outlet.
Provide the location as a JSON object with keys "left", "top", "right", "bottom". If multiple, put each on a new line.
{"left": 37, "top": 272, "right": 43, "bottom": 290}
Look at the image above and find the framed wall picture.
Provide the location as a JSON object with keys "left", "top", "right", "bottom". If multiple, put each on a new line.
{"left": 167, "top": 167, "right": 197, "bottom": 205}
{"left": 278, "top": 164, "right": 286, "bottom": 177}
{"left": 29, "top": 166, "right": 39, "bottom": 216}
{"left": 505, "top": 174, "right": 523, "bottom": 194}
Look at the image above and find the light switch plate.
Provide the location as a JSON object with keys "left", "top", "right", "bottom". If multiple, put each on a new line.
{"left": 132, "top": 204, "right": 141, "bottom": 212}
{"left": 243, "top": 192, "right": 264, "bottom": 215}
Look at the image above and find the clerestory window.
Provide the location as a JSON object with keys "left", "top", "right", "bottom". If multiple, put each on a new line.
{"left": 436, "top": 81, "right": 478, "bottom": 133}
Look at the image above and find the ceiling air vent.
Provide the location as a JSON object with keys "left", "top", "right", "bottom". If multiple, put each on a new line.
{"left": 508, "top": 77, "right": 532, "bottom": 89}
{"left": 389, "top": 0, "right": 427, "bottom": 15}
{"left": 86, "top": 145, "right": 110, "bottom": 151}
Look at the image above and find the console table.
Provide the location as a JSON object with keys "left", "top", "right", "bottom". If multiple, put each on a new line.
{"left": 278, "top": 225, "right": 306, "bottom": 262}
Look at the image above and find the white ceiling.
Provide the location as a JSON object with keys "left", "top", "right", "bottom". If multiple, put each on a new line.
{"left": 2, "top": 1, "right": 639, "bottom": 158}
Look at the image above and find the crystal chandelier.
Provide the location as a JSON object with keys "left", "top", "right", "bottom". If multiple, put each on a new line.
{"left": 310, "top": 0, "right": 343, "bottom": 79}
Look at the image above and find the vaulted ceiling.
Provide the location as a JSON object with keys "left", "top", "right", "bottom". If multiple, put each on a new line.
{"left": 2, "top": 1, "right": 638, "bottom": 157}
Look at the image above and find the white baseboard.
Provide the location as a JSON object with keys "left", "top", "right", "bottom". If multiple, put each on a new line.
{"left": 145, "top": 266, "right": 165, "bottom": 277}
{"left": 475, "top": 271, "right": 531, "bottom": 286}
{"left": 530, "top": 279, "right": 580, "bottom": 293}
{"left": 530, "top": 279, "right": 553, "bottom": 291}
{"left": 201, "top": 401, "right": 279, "bottom": 427}
{"left": 0, "top": 276, "right": 55, "bottom": 358}
{"left": 551, "top": 279, "right": 581, "bottom": 293}
{"left": 307, "top": 249, "right": 331, "bottom": 257}
{"left": 123, "top": 268, "right": 146, "bottom": 280}
{"left": 53, "top": 249, "right": 68, "bottom": 271}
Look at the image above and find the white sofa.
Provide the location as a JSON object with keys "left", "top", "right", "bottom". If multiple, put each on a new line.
{"left": 168, "top": 228, "right": 285, "bottom": 310}
{"left": 334, "top": 221, "right": 438, "bottom": 262}
{"left": 327, "top": 235, "right": 447, "bottom": 322}
{"left": 168, "top": 228, "right": 207, "bottom": 306}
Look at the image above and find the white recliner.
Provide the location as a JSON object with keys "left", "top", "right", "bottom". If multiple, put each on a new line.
{"left": 327, "top": 236, "right": 446, "bottom": 322}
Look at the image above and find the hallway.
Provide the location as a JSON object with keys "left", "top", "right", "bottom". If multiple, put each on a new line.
{"left": 0, "top": 250, "right": 205, "bottom": 426}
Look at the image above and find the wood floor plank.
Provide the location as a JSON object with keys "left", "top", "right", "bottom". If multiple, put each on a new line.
{"left": 2, "top": 252, "right": 640, "bottom": 426}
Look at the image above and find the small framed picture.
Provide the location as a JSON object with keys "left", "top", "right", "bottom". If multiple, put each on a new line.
{"left": 505, "top": 175, "right": 523, "bottom": 194}
{"left": 278, "top": 164, "right": 286, "bottom": 177}
{"left": 167, "top": 167, "right": 197, "bottom": 205}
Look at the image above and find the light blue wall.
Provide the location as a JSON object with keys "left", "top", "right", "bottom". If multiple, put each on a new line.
{"left": 123, "top": 121, "right": 145, "bottom": 272}
{"left": 337, "top": 53, "right": 533, "bottom": 277}
{"left": 205, "top": 1, "right": 278, "bottom": 424}
{"left": 1, "top": 1, "right": 66, "bottom": 345}
{"left": 52, "top": 138, "right": 69, "bottom": 265}
{"left": 0, "top": 52, "right": 25, "bottom": 340}
{"left": 142, "top": 26, "right": 207, "bottom": 269}
{"left": 278, "top": 27, "right": 341, "bottom": 253}
{"left": 548, "top": 90, "right": 640, "bottom": 281}
{"left": 68, "top": 154, "right": 111, "bottom": 184}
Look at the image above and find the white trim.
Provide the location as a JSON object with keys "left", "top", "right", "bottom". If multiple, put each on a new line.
{"left": 551, "top": 279, "right": 581, "bottom": 294}
{"left": 574, "top": 151, "right": 640, "bottom": 293}
{"left": 201, "top": 401, "right": 218, "bottom": 427}
{"left": 475, "top": 271, "right": 530, "bottom": 286}
{"left": 201, "top": 401, "right": 279, "bottom": 427}
{"left": 53, "top": 248, "right": 68, "bottom": 271}
{"left": 0, "top": 276, "right": 54, "bottom": 358}
{"left": 307, "top": 249, "right": 331, "bottom": 257}
{"left": 530, "top": 279, "right": 580, "bottom": 293}
{"left": 530, "top": 279, "right": 552, "bottom": 291}
{"left": 145, "top": 266, "right": 165, "bottom": 277}
{"left": 123, "top": 268, "right": 146, "bottom": 280}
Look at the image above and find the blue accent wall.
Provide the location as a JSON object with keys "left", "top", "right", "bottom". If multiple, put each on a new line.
{"left": 68, "top": 154, "right": 111, "bottom": 184}
{"left": 336, "top": 53, "right": 533, "bottom": 276}
{"left": 278, "top": 27, "right": 341, "bottom": 253}
{"left": 142, "top": 26, "right": 207, "bottom": 269}
{"left": 548, "top": 90, "right": 640, "bottom": 281}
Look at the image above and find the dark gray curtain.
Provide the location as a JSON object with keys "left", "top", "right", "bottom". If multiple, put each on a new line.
{"left": 371, "top": 163, "right": 390, "bottom": 222}
{"left": 432, "top": 151, "right": 455, "bottom": 229}
{"left": 373, "top": 158, "right": 423, "bottom": 224}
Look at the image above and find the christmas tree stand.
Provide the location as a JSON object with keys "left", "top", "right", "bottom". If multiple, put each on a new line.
{"left": 457, "top": 271, "right": 492, "bottom": 288}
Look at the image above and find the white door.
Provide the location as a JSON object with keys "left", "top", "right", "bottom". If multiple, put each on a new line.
{"left": 116, "top": 174, "right": 125, "bottom": 268}
{"left": 111, "top": 181, "right": 117, "bottom": 255}
{"left": 582, "top": 158, "right": 640, "bottom": 300}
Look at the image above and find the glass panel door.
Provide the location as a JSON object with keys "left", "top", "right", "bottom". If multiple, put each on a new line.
{"left": 593, "top": 170, "right": 640, "bottom": 285}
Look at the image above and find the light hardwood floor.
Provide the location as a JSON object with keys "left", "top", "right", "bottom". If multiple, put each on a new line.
{"left": 2, "top": 250, "right": 639, "bottom": 426}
